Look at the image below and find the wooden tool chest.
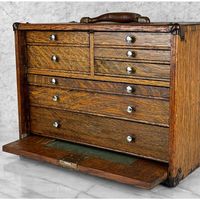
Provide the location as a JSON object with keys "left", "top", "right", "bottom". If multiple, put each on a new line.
{"left": 3, "top": 13, "right": 200, "bottom": 189}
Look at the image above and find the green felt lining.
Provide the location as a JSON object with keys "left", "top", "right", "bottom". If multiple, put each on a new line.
{"left": 47, "top": 140, "right": 137, "bottom": 165}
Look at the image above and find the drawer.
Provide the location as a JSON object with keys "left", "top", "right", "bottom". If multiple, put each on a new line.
{"left": 26, "top": 31, "right": 89, "bottom": 44}
{"left": 95, "top": 32, "right": 170, "bottom": 48}
{"left": 3, "top": 135, "right": 168, "bottom": 189}
{"left": 95, "top": 48, "right": 170, "bottom": 62}
{"left": 27, "top": 46, "right": 90, "bottom": 73}
{"left": 95, "top": 60, "right": 170, "bottom": 80}
{"left": 28, "top": 74, "right": 170, "bottom": 99}
{"left": 30, "top": 106, "right": 169, "bottom": 161}
{"left": 29, "top": 86, "right": 169, "bottom": 125}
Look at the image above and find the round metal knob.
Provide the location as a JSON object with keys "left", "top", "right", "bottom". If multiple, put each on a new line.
{"left": 127, "top": 135, "right": 133, "bottom": 143}
{"left": 49, "top": 34, "right": 56, "bottom": 41}
{"left": 51, "top": 78, "right": 57, "bottom": 85}
{"left": 125, "top": 35, "right": 135, "bottom": 43}
{"left": 52, "top": 95, "right": 59, "bottom": 102}
{"left": 127, "top": 106, "right": 133, "bottom": 113}
{"left": 126, "top": 66, "right": 134, "bottom": 74}
{"left": 126, "top": 86, "right": 133, "bottom": 93}
{"left": 53, "top": 121, "right": 60, "bottom": 128}
{"left": 51, "top": 55, "right": 58, "bottom": 62}
{"left": 126, "top": 50, "right": 135, "bottom": 57}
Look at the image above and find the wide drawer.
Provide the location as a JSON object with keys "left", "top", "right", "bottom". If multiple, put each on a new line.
{"left": 94, "top": 59, "right": 170, "bottom": 80}
{"left": 30, "top": 106, "right": 169, "bottom": 161}
{"left": 29, "top": 86, "right": 169, "bottom": 125}
{"left": 28, "top": 74, "right": 170, "bottom": 99}
{"left": 27, "top": 45, "right": 90, "bottom": 73}
{"left": 95, "top": 48, "right": 170, "bottom": 62}
{"left": 26, "top": 31, "right": 89, "bottom": 44}
{"left": 94, "top": 32, "right": 171, "bottom": 48}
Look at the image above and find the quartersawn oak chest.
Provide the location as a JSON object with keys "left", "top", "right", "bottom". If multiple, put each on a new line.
{"left": 3, "top": 13, "right": 200, "bottom": 189}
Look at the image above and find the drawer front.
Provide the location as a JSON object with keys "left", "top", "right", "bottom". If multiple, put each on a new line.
{"left": 27, "top": 46, "right": 90, "bottom": 73}
{"left": 95, "top": 59, "right": 170, "bottom": 80}
{"left": 95, "top": 32, "right": 171, "bottom": 47}
{"left": 30, "top": 106, "right": 169, "bottom": 161}
{"left": 29, "top": 86, "right": 169, "bottom": 125}
{"left": 95, "top": 48, "right": 170, "bottom": 62}
{"left": 26, "top": 31, "right": 89, "bottom": 44}
{"left": 28, "top": 75, "right": 170, "bottom": 99}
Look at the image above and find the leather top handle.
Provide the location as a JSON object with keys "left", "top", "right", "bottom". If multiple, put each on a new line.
{"left": 80, "top": 12, "right": 150, "bottom": 24}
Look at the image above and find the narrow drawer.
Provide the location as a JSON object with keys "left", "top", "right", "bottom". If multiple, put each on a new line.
{"left": 29, "top": 86, "right": 169, "bottom": 125}
{"left": 95, "top": 60, "right": 170, "bottom": 80}
{"left": 26, "top": 31, "right": 89, "bottom": 44}
{"left": 95, "top": 32, "right": 170, "bottom": 47}
{"left": 30, "top": 106, "right": 169, "bottom": 161}
{"left": 28, "top": 74, "right": 170, "bottom": 99}
{"left": 95, "top": 48, "right": 170, "bottom": 62}
{"left": 27, "top": 46, "right": 90, "bottom": 73}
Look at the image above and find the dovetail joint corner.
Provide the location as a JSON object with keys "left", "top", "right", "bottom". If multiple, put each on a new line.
{"left": 13, "top": 22, "right": 20, "bottom": 31}
{"left": 170, "top": 23, "right": 185, "bottom": 41}
{"left": 162, "top": 168, "right": 184, "bottom": 187}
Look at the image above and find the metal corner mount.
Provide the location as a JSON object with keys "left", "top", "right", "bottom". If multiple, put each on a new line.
{"left": 171, "top": 23, "right": 185, "bottom": 41}
{"left": 13, "top": 22, "right": 20, "bottom": 31}
{"left": 162, "top": 168, "right": 184, "bottom": 187}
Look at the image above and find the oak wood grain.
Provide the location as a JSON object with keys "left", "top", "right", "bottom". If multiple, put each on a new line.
{"left": 94, "top": 32, "right": 171, "bottom": 48}
{"left": 94, "top": 59, "right": 170, "bottom": 80}
{"left": 15, "top": 30, "right": 30, "bottom": 138}
{"left": 28, "top": 68, "right": 170, "bottom": 87}
{"left": 95, "top": 47, "right": 170, "bottom": 62}
{"left": 15, "top": 22, "right": 176, "bottom": 33}
{"left": 29, "top": 86, "right": 169, "bottom": 125}
{"left": 169, "top": 25, "right": 200, "bottom": 182}
{"left": 26, "top": 31, "right": 89, "bottom": 44}
{"left": 27, "top": 74, "right": 170, "bottom": 99}
{"left": 27, "top": 45, "right": 90, "bottom": 73}
{"left": 30, "top": 106, "right": 169, "bottom": 161}
{"left": 2, "top": 135, "right": 168, "bottom": 189}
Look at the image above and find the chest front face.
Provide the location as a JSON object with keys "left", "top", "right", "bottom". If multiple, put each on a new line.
{"left": 26, "top": 28, "right": 171, "bottom": 159}
{"left": 6, "top": 23, "right": 196, "bottom": 189}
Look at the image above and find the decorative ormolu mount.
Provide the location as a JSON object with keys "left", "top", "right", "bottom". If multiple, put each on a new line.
{"left": 13, "top": 22, "right": 20, "bottom": 31}
{"left": 80, "top": 12, "right": 150, "bottom": 24}
{"left": 162, "top": 168, "right": 184, "bottom": 187}
{"left": 171, "top": 23, "right": 185, "bottom": 41}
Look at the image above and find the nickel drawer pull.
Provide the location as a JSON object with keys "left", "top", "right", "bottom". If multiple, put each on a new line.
{"left": 126, "top": 66, "right": 136, "bottom": 74}
{"left": 127, "top": 106, "right": 136, "bottom": 113}
{"left": 126, "top": 135, "right": 135, "bottom": 143}
{"left": 52, "top": 95, "right": 59, "bottom": 102}
{"left": 126, "top": 50, "right": 135, "bottom": 58}
{"left": 53, "top": 121, "right": 60, "bottom": 128}
{"left": 125, "top": 35, "right": 135, "bottom": 43}
{"left": 126, "top": 86, "right": 135, "bottom": 94}
{"left": 49, "top": 34, "right": 56, "bottom": 41}
{"left": 51, "top": 78, "right": 57, "bottom": 85}
{"left": 51, "top": 55, "right": 58, "bottom": 62}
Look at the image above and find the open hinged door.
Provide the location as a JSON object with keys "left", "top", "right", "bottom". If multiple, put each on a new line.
{"left": 3, "top": 135, "right": 168, "bottom": 189}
